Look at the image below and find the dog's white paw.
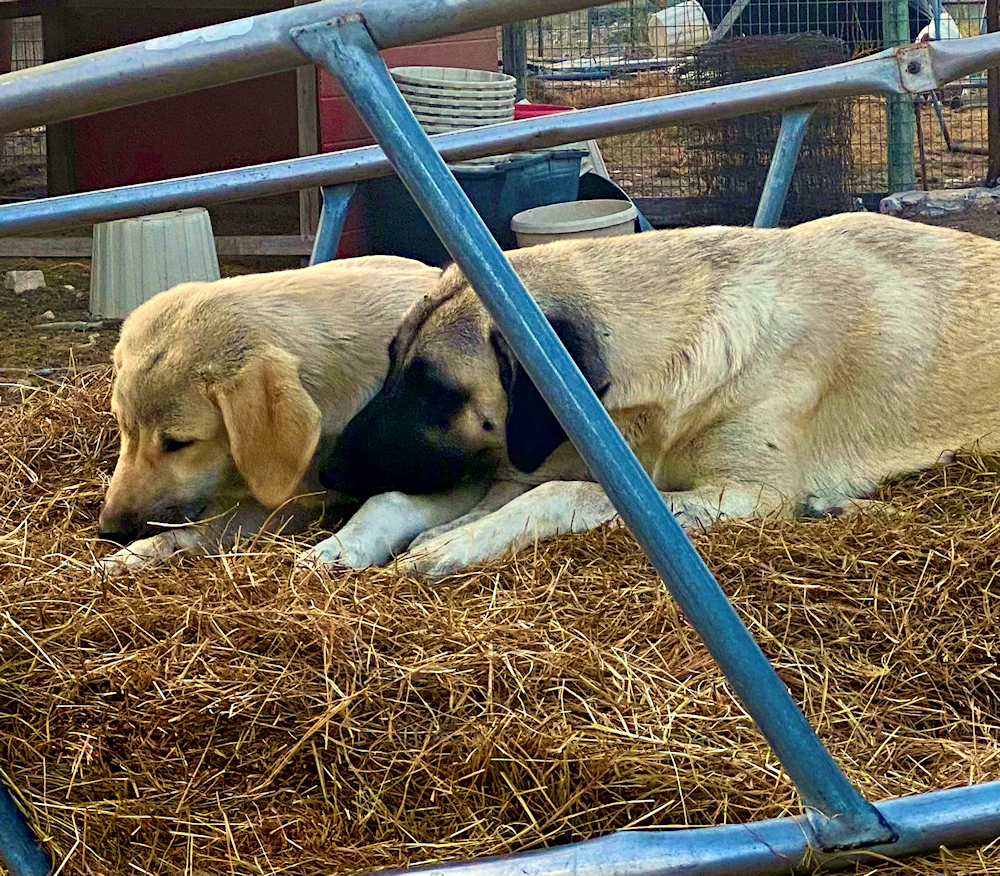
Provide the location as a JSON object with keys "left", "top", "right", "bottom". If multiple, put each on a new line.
{"left": 98, "top": 531, "right": 194, "bottom": 575}
{"left": 395, "top": 526, "right": 503, "bottom": 578}
{"left": 296, "top": 533, "right": 394, "bottom": 570}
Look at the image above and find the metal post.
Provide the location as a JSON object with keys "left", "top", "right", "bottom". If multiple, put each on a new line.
{"left": 291, "top": 15, "right": 896, "bottom": 853}
{"left": 883, "top": 0, "right": 916, "bottom": 192}
{"left": 308, "top": 182, "right": 356, "bottom": 264}
{"left": 0, "top": 784, "right": 49, "bottom": 876}
{"left": 753, "top": 105, "right": 815, "bottom": 228}
{"left": 501, "top": 22, "right": 528, "bottom": 102}
{"left": 987, "top": 0, "right": 1000, "bottom": 181}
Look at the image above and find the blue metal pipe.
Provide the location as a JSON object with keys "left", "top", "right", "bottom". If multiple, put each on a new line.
{"left": 358, "top": 780, "right": 1000, "bottom": 876}
{"left": 309, "top": 183, "right": 356, "bottom": 265}
{"left": 753, "top": 106, "right": 815, "bottom": 228}
{"left": 291, "top": 15, "right": 895, "bottom": 853}
{"left": 0, "top": 0, "right": 604, "bottom": 135}
{"left": 0, "top": 784, "right": 49, "bottom": 876}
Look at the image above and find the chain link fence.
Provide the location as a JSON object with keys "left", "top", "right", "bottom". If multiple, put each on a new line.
{"left": 507, "top": 0, "right": 991, "bottom": 223}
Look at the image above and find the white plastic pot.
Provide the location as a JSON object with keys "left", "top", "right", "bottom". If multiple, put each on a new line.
{"left": 510, "top": 199, "right": 638, "bottom": 247}
{"left": 411, "top": 104, "right": 514, "bottom": 121}
{"left": 90, "top": 207, "right": 220, "bottom": 319}
{"left": 390, "top": 66, "right": 516, "bottom": 91}
{"left": 399, "top": 87, "right": 514, "bottom": 109}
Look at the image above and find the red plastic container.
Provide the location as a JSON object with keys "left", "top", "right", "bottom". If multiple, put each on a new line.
{"left": 514, "top": 103, "right": 576, "bottom": 120}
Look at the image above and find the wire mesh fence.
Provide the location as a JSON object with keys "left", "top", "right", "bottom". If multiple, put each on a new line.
{"left": 1, "top": 16, "right": 46, "bottom": 201}
{"left": 510, "top": 0, "right": 992, "bottom": 223}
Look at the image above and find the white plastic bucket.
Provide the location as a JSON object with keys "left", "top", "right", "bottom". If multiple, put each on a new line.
{"left": 647, "top": 1, "right": 712, "bottom": 56}
{"left": 411, "top": 104, "right": 514, "bottom": 121}
{"left": 90, "top": 207, "right": 220, "bottom": 319}
{"left": 392, "top": 66, "right": 516, "bottom": 136}
{"left": 398, "top": 88, "right": 515, "bottom": 109}
{"left": 916, "top": 9, "right": 962, "bottom": 41}
{"left": 510, "top": 199, "right": 638, "bottom": 247}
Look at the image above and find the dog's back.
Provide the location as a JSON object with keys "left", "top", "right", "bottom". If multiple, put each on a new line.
{"left": 498, "top": 212, "right": 999, "bottom": 500}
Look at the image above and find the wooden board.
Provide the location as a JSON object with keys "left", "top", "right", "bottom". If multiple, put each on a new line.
{"left": 0, "top": 235, "right": 316, "bottom": 257}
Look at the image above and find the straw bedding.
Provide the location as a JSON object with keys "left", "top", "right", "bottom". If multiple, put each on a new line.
{"left": 0, "top": 372, "right": 998, "bottom": 875}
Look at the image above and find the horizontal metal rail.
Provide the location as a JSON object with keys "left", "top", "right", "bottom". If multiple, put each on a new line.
{"left": 362, "top": 780, "right": 1000, "bottom": 875}
{"left": 0, "top": 0, "right": 994, "bottom": 136}
{"left": 1, "top": 37, "right": 999, "bottom": 236}
{"left": 0, "top": 0, "right": 628, "bottom": 135}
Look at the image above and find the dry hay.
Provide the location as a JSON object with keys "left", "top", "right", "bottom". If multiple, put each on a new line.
{"left": 1, "top": 374, "right": 998, "bottom": 876}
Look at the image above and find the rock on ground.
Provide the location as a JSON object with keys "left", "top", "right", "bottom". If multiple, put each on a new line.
{"left": 880, "top": 186, "right": 1000, "bottom": 221}
{"left": 3, "top": 269, "right": 45, "bottom": 294}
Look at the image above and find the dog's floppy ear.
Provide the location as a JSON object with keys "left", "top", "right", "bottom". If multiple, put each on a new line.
{"left": 213, "top": 348, "right": 322, "bottom": 508}
{"left": 490, "top": 313, "right": 610, "bottom": 473}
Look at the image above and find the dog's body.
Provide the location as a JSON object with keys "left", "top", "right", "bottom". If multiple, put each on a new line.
{"left": 99, "top": 255, "right": 441, "bottom": 572}
{"left": 313, "top": 213, "right": 1000, "bottom": 576}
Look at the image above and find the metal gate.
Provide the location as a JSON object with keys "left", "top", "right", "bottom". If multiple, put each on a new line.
{"left": 0, "top": 2, "right": 998, "bottom": 873}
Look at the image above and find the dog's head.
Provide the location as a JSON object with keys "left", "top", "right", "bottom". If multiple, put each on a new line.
{"left": 321, "top": 265, "right": 610, "bottom": 500}
{"left": 99, "top": 287, "right": 323, "bottom": 545}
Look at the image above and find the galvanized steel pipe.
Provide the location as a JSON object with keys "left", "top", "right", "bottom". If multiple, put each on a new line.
{"left": 360, "top": 780, "right": 1000, "bottom": 875}
{"left": 0, "top": 0, "right": 597, "bottom": 134}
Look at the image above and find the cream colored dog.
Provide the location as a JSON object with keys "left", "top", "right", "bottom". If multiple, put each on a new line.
{"left": 99, "top": 255, "right": 441, "bottom": 573}
{"left": 309, "top": 213, "right": 1000, "bottom": 576}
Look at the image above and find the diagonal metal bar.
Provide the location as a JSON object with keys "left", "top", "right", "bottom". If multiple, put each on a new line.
{"left": 0, "top": 783, "right": 49, "bottom": 876}
{"left": 292, "top": 14, "right": 896, "bottom": 853}
{"left": 753, "top": 106, "right": 815, "bottom": 228}
{"left": 309, "top": 183, "right": 357, "bottom": 265}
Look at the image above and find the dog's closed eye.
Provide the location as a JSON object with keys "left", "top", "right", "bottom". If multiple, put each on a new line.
{"left": 161, "top": 437, "right": 195, "bottom": 453}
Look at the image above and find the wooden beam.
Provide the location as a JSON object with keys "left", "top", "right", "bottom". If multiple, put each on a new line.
{"left": 0, "top": 235, "right": 316, "bottom": 258}
{"left": 41, "top": 7, "right": 78, "bottom": 196}
{"left": 295, "top": 0, "right": 321, "bottom": 239}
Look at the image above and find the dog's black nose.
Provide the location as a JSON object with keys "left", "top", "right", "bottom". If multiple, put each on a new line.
{"left": 98, "top": 509, "right": 142, "bottom": 545}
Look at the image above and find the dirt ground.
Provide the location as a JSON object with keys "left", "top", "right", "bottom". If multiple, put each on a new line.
{"left": 0, "top": 257, "right": 301, "bottom": 400}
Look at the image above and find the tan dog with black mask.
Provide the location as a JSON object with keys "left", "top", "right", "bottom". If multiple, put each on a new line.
{"left": 309, "top": 213, "right": 1000, "bottom": 577}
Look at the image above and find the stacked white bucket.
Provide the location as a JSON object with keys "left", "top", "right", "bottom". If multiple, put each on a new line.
{"left": 390, "top": 66, "right": 516, "bottom": 135}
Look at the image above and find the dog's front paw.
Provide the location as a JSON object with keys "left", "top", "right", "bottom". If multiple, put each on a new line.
{"left": 395, "top": 529, "right": 496, "bottom": 578}
{"left": 98, "top": 532, "right": 191, "bottom": 575}
{"left": 296, "top": 533, "right": 394, "bottom": 571}
{"left": 297, "top": 535, "right": 347, "bottom": 568}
